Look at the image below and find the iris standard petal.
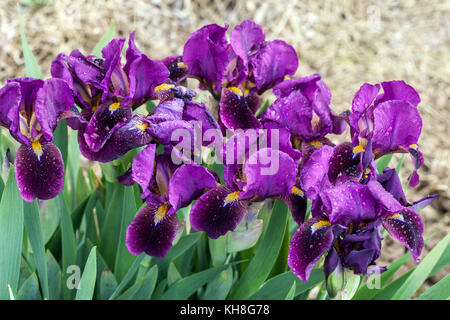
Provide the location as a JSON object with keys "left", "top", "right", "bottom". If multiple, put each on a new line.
{"left": 374, "top": 80, "right": 421, "bottom": 107}
{"left": 190, "top": 185, "right": 247, "bottom": 239}
{"left": 34, "top": 78, "right": 74, "bottom": 142}
{"left": 249, "top": 40, "right": 298, "bottom": 93}
{"left": 132, "top": 143, "right": 157, "bottom": 192}
{"left": 372, "top": 100, "right": 422, "bottom": 154}
{"left": 230, "top": 20, "right": 265, "bottom": 63}
{"left": 168, "top": 164, "right": 217, "bottom": 210}
{"left": 0, "top": 82, "right": 21, "bottom": 126}
{"left": 382, "top": 208, "right": 424, "bottom": 262}
{"left": 288, "top": 218, "right": 335, "bottom": 282}
{"left": 15, "top": 143, "right": 64, "bottom": 202}
{"left": 239, "top": 148, "right": 297, "bottom": 200}
{"left": 126, "top": 204, "right": 178, "bottom": 258}
{"left": 183, "top": 24, "right": 229, "bottom": 91}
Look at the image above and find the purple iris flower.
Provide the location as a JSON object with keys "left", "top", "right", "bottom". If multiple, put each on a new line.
{"left": 51, "top": 32, "right": 169, "bottom": 162}
{"left": 190, "top": 131, "right": 303, "bottom": 238}
{"left": 119, "top": 144, "right": 217, "bottom": 258}
{"left": 182, "top": 20, "right": 298, "bottom": 98}
{"left": 288, "top": 143, "right": 434, "bottom": 284}
{"left": 349, "top": 80, "right": 423, "bottom": 187}
{"left": 0, "top": 78, "right": 74, "bottom": 201}
{"left": 260, "top": 74, "right": 347, "bottom": 160}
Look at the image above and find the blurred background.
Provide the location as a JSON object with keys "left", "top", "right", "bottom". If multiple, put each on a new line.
{"left": 0, "top": 0, "right": 449, "bottom": 293}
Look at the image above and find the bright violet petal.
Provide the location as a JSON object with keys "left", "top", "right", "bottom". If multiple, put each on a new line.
{"left": 230, "top": 19, "right": 265, "bottom": 66}
{"left": 321, "top": 181, "right": 379, "bottom": 225}
{"left": 272, "top": 74, "right": 322, "bottom": 99}
{"left": 351, "top": 83, "right": 380, "bottom": 114}
{"left": 288, "top": 218, "right": 334, "bottom": 282}
{"left": 249, "top": 40, "right": 298, "bottom": 93}
{"left": 126, "top": 205, "right": 178, "bottom": 258}
{"left": 367, "top": 180, "right": 403, "bottom": 214}
{"left": 83, "top": 104, "right": 132, "bottom": 152}
{"left": 410, "top": 194, "right": 438, "bottom": 212}
{"left": 382, "top": 208, "right": 424, "bottom": 262}
{"left": 239, "top": 148, "right": 297, "bottom": 200}
{"left": 168, "top": 164, "right": 217, "bottom": 211}
{"left": 122, "top": 54, "right": 169, "bottom": 107}
{"left": 375, "top": 80, "right": 421, "bottom": 107}
{"left": 372, "top": 100, "right": 422, "bottom": 153}
{"left": 15, "top": 143, "right": 64, "bottom": 202}
{"left": 183, "top": 24, "right": 229, "bottom": 91}
{"left": 183, "top": 101, "right": 220, "bottom": 132}
{"left": 190, "top": 185, "right": 247, "bottom": 239}
{"left": 219, "top": 88, "right": 261, "bottom": 130}
{"left": 300, "top": 145, "right": 333, "bottom": 200}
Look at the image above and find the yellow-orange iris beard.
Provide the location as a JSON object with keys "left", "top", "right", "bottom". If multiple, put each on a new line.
{"left": 154, "top": 203, "right": 169, "bottom": 224}
{"left": 32, "top": 140, "right": 43, "bottom": 159}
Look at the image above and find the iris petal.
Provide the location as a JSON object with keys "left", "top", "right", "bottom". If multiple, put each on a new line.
{"left": 219, "top": 88, "right": 261, "bottom": 130}
{"left": 382, "top": 208, "right": 424, "bottom": 262}
{"left": 15, "top": 143, "right": 64, "bottom": 202}
{"left": 126, "top": 205, "right": 178, "bottom": 258}
{"left": 288, "top": 218, "right": 335, "bottom": 282}
{"left": 190, "top": 185, "right": 247, "bottom": 239}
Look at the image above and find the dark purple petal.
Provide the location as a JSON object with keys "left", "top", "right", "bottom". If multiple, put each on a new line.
{"left": 377, "top": 168, "right": 407, "bottom": 205}
{"left": 382, "top": 208, "right": 424, "bottom": 262}
{"left": 288, "top": 218, "right": 334, "bottom": 282}
{"left": 83, "top": 104, "right": 132, "bottom": 152}
{"left": 375, "top": 80, "right": 421, "bottom": 107}
{"left": 407, "top": 145, "right": 424, "bottom": 187}
{"left": 343, "top": 249, "right": 377, "bottom": 275}
{"left": 327, "top": 142, "right": 362, "bottom": 183}
{"left": 78, "top": 114, "right": 152, "bottom": 162}
{"left": 219, "top": 88, "right": 261, "bottom": 130}
{"left": 239, "top": 148, "right": 297, "bottom": 200}
{"left": 183, "top": 24, "right": 229, "bottom": 91}
{"left": 261, "top": 122, "right": 302, "bottom": 164}
{"left": 281, "top": 187, "right": 307, "bottom": 225}
{"left": 249, "top": 40, "right": 298, "bottom": 93}
{"left": 372, "top": 100, "right": 422, "bottom": 154}
{"left": 126, "top": 204, "right": 178, "bottom": 258}
{"left": 190, "top": 185, "right": 247, "bottom": 239}
{"left": 160, "top": 55, "right": 189, "bottom": 83}
{"left": 34, "top": 78, "right": 74, "bottom": 142}
{"left": 15, "top": 143, "right": 64, "bottom": 202}
{"left": 168, "top": 164, "right": 217, "bottom": 211}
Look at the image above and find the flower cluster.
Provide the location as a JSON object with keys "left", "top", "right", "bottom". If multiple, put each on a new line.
{"left": 0, "top": 20, "right": 436, "bottom": 293}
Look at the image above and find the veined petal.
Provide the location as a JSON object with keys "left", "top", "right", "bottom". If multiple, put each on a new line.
{"left": 230, "top": 20, "right": 265, "bottom": 63}
{"left": 83, "top": 103, "right": 132, "bottom": 152}
{"left": 382, "top": 208, "right": 424, "bottom": 262}
{"left": 288, "top": 218, "right": 334, "bottom": 282}
{"left": 78, "top": 114, "right": 152, "bottom": 162}
{"left": 168, "top": 164, "right": 217, "bottom": 211}
{"left": 126, "top": 204, "right": 178, "bottom": 258}
{"left": 15, "top": 143, "right": 64, "bottom": 202}
{"left": 190, "top": 185, "right": 247, "bottom": 239}
{"left": 0, "top": 82, "right": 21, "bottom": 126}
{"left": 219, "top": 88, "right": 261, "bottom": 130}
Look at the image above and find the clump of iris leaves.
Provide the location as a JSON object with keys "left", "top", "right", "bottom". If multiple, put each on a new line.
{"left": 0, "top": 22, "right": 448, "bottom": 301}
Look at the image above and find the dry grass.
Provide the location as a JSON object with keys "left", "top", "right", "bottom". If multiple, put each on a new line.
{"left": 0, "top": 0, "right": 449, "bottom": 290}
